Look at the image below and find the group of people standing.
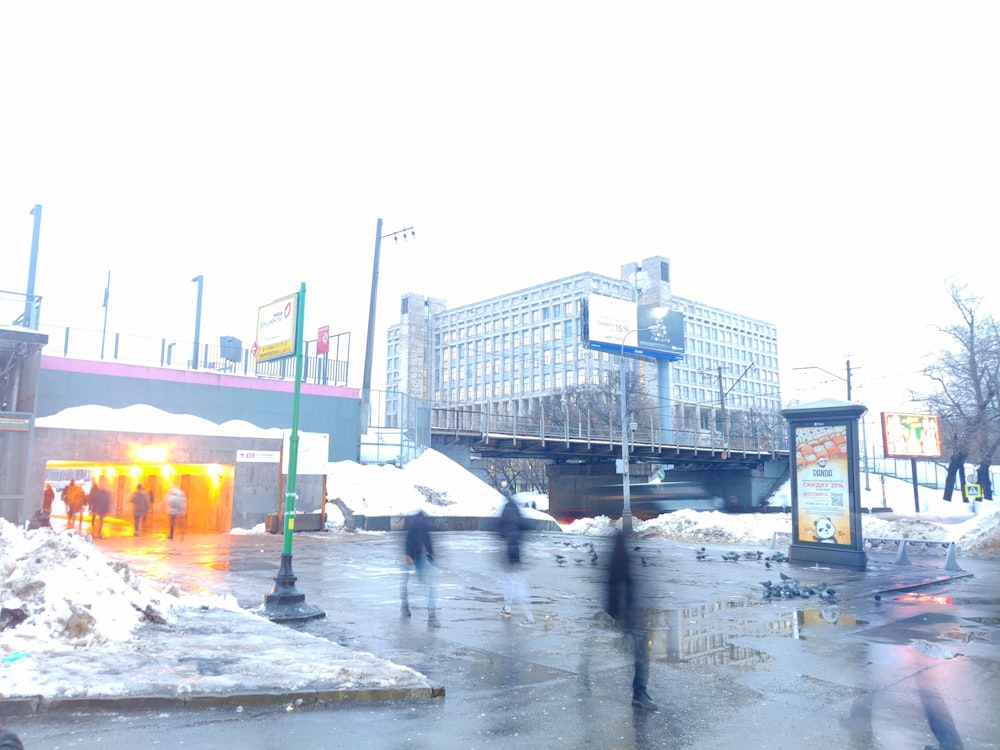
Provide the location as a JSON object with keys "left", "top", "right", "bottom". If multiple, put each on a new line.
{"left": 38, "top": 479, "right": 187, "bottom": 539}
{"left": 399, "top": 490, "right": 657, "bottom": 712}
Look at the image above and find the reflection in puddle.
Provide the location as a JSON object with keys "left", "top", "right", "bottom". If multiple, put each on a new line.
{"left": 641, "top": 598, "right": 863, "bottom": 666}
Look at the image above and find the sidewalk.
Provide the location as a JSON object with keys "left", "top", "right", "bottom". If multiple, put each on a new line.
{"left": 0, "top": 530, "right": 983, "bottom": 717}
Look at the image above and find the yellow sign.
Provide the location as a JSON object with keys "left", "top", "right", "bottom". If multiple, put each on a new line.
{"left": 254, "top": 293, "right": 299, "bottom": 363}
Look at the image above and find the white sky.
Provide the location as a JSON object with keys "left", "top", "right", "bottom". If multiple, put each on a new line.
{"left": 3, "top": 428, "right": 999, "bottom": 699}
{"left": 3, "top": 3, "right": 999, "bottom": 416}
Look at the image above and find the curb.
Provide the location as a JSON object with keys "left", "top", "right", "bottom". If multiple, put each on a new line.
{"left": 0, "top": 682, "right": 446, "bottom": 716}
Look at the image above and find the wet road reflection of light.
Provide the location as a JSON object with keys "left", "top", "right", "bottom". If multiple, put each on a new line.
{"left": 894, "top": 592, "right": 953, "bottom": 605}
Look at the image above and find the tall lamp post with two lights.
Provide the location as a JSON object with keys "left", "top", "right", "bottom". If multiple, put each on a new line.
{"left": 360, "top": 219, "right": 414, "bottom": 457}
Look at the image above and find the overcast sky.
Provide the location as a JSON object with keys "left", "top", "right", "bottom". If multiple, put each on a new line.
{"left": 3, "top": 2, "right": 997, "bottom": 414}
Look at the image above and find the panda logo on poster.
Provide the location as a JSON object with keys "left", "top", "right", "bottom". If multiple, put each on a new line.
{"left": 812, "top": 517, "right": 838, "bottom": 543}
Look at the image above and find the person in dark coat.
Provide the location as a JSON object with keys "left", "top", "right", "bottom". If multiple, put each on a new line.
{"left": 497, "top": 493, "right": 534, "bottom": 623}
{"left": 130, "top": 483, "right": 151, "bottom": 536}
{"left": 400, "top": 510, "right": 438, "bottom": 626}
{"left": 606, "top": 531, "right": 657, "bottom": 710}
{"left": 89, "top": 477, "right": 112, "bottom": 538}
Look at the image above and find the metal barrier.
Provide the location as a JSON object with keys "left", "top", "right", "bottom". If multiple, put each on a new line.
{"left": 769, "top": 532, "right": 962, "bottom": 572}
{"left": 864, "top": 537, "right": 963, "bottom": 571}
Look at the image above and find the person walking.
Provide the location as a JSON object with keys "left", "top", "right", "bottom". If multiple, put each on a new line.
{"left": 166, "top": 484, "right": 187, "bottom": 539}
{"left": 605, "top": 531, "right": 657, "bottom": 711}
{"left": 42, "top": 482, "right": 55, "bottom": 512}
{"left": 497, "top": 492, "right": 534, "bottom": 624}
{"left": 400, "top": 510, "right": 439, "bottom": 626}
{"left": 63, "top": 479, "right": 86, "bottom": 533}
{"left": 129, "top": 483, "right": 151, "bottom": 536}
{"left": 89, "top": 477, "right": 112, "bottom": 538}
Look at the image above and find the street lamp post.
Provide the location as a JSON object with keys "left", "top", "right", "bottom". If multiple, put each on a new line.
{"left": 191, "top": 275, "right": 204, "bottom": 370}
{"left": 360, "top": 219, "right": 414, "bottom": 457}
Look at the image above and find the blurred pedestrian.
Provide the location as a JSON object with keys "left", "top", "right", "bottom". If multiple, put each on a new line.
{"left": 42, "top": 482, "right": 55, "bottom": 512}
{"left": 605, "top": 531, "right": 657, "bottom": 711}
{"left": 0, "top": 728, "right": 24, "bottom": 750}
{"left": 130, "top": 483, "right": 151, "bottom": 536}
{"left": 89, "top": 476, "right": 112, "bottom": 538}
{"left": 400, "top": 509, "right": 439, "bottom": 626}
{"left": 63, "top": 479, "right": 86, "bottom": 533}
{"left": 166, "top": 484, "right": 187, "bottom": 539}
{"left": 497, "top": 492, "right": 534, "bottom": 624}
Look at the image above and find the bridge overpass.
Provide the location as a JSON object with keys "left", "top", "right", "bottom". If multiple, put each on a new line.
{"left": 428, "top": 407, "right": 791, "bottom": 517}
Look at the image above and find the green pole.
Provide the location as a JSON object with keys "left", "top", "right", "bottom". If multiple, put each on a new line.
{"left": 283, "top": 282, "right": 306, "bottom": 554}
{"left": 258, "top": 282, "right": 324, "bottom": 621}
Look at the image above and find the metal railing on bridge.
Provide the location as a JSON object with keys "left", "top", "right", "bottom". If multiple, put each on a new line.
{"left": 430, "top": 405, "right": 789, "bottom": 459}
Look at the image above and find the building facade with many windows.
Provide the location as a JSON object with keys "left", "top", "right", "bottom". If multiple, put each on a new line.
{"left": 386, "top": 256, "right": 782, "bottom": 448}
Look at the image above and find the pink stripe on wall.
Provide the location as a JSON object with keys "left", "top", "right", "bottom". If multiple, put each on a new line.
{"left": 40, "top": 356, "right": 359, "bottom": 399}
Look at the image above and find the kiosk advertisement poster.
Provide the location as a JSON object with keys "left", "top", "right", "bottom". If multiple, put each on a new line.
{"left": 794, "top": 423, "right": 852, "bottom": 546}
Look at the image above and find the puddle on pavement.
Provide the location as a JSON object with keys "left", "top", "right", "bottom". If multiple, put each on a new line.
{"left": 637, "top": 597, "right": 864, "bottom": 666}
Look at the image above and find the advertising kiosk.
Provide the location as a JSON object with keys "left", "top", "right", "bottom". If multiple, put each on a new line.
{"left": 781, "top": 398, "right": 867, "bottom": 570}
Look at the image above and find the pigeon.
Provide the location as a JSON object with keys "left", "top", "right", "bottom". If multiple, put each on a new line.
{"left": 641, "top": 556, "right": 649, "bottom": 566}
{"left": 589, "top": 552, "right": 599, "bottom": 565}
{"left": 873, "top": 593, "right": 882, "bottom": 601}
{"left": 759, "top": 580, "right": 773, "bottom": 589}
{"left": 555, "top": 554, "right": 568, "bottom": 566}
{"left": 764, "top": 561, "right": 771, "bottom": 569}
{"left": 779, "top": 572, "right": 793, "bottom": 582}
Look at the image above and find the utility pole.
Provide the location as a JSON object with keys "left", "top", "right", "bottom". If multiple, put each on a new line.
{"left": 718, "top": 365, "right": 727, "bottom": 446}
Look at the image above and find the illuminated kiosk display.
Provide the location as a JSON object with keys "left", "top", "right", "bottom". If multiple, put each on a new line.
{"left": 781, "top": 398, "right": 867, "bottom": 571}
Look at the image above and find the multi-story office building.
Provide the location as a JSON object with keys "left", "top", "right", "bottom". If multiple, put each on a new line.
{"left": 385, "top": 256, "right": 781, "bottom": 447}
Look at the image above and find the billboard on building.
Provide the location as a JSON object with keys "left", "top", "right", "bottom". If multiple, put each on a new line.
{"left": 254, "top": 293, "right": 299, "bottom": 363}
{"left": 881, "top": 412, "right": 942, "bottom": 459}
{"left": 582, "top": 294, "right": 684, "bottom": 360}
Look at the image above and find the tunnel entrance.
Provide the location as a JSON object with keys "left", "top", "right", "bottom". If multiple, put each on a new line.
{"left": 44, "top": 459, "right": 234, "bottom": 537}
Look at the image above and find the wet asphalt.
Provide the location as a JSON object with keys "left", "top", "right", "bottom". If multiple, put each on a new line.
{"left": 4, "top": 527, "right": 999, "bottom": 749}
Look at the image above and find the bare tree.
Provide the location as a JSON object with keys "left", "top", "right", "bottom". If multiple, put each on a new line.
{"left": 923, "top": 284, "right": 1000, "bottom": 501}
{"left": 482, "top": 457, "right": 549, "bottom": 494}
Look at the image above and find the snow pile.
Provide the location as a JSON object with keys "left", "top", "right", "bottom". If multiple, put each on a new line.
{"left": 322, "top": 449, "right": 556, "bottom": 524}
{"left": 567, "top": 510, "right": 792, "bottom": 546}
{"left": 0, "top": 520, "right": 239, "bottom": 653}
{"left": 862, "top": 516, "right": 951, "bottom": 543}
{"left": 953, "top": 509, "right": 1000, "bottom": 558}
{"left": 561, "top": 501, "right": 1000, "bottom": 559}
